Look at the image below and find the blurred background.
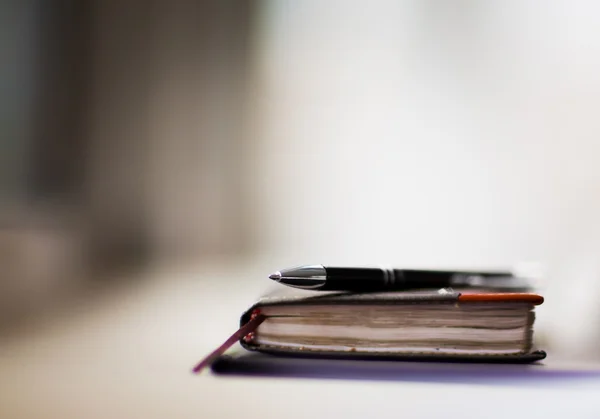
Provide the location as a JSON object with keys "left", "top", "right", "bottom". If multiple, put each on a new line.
{"left": 3, "top": 1, "right": 600, "bottom": 412}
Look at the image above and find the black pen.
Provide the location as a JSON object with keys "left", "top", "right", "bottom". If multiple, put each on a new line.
{"left": 269, "top": 265, "right": 531, "bottom": 291}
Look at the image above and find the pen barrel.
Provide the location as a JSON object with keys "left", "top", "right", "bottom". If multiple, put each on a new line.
{"left": 322, "top": 267, "right": 455, "bottom": 291}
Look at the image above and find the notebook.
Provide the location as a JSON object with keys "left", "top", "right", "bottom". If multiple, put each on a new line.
{"left": 237, "top": 287, "right": 546, "bottom": 362}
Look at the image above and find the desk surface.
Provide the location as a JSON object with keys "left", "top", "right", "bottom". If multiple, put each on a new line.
{"left": 1, "top": 260, "right": 600, "bottom": 419}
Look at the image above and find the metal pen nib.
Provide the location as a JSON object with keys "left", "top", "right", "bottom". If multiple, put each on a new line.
{"left": 268, "top": 265, "right": 327, "bottom": 289}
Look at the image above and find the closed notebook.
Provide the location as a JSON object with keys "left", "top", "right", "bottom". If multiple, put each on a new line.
{"left": 238, "top": 287, "right": 546, "bottom": 362}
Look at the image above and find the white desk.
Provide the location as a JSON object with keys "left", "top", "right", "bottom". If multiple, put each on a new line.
{"left": 1, "top": 261, "right": 599, "bottom": 419}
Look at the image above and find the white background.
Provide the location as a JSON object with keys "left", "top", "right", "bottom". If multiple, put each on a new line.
{"left": 248, "top": 0, "right": 600, "bottom": 356}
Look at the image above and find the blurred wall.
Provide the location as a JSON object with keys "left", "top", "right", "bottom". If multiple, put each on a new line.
{"left": 0, "top": 1, "right": 254, "bottom": 323}
{"left": 0, "top": 0, "right": 90, "bottom": 324}
{"left": 86, "top": 1, "right": 253, "bottom": 264}
{"left": 0, "top": 1, "right": 38, "bottom": 202}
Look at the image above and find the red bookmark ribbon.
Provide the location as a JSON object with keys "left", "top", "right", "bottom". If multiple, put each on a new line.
{"left": 192, "top": 312, "right": 266, "bottom": 373}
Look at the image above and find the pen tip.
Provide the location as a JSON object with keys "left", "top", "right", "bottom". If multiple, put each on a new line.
{"left": 269, "top": 271, "right": 281, "bottom": 281}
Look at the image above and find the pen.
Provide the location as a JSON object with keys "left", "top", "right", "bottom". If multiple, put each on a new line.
{"left": 269, "top": 265, "right": 531, "bottom": 291}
